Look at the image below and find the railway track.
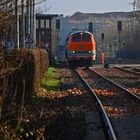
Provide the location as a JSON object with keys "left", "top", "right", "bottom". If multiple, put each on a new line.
{"left": 75, "top": 69, "right": 117, "bottom": 140}
{"left": 75, "top": 68, "right": 140, "bottom": 140}
{"left": 123, "top": 66, "right": 140, "bottom": 73}
{"left": 59, "top": 68, "right": 107, "bottom": 140}
{"left": 130, "top": 68, "right": 140, "bottom": 74}
{"left": 93, "top": 67, "right": 140, "bottom": 98}
{"left": 114, "top": 66, "right": 140, "bottom": 76}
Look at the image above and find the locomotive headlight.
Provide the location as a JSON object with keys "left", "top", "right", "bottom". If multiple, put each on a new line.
{"left": 88, "top": 51, "right": 95, "bottom": 55}
{"left": 72, "top": 51, "right": 75, "bottom": 53}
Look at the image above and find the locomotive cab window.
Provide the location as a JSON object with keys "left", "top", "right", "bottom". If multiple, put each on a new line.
{"left": 82, "top": 34, "right": 91, "bottom": 42}
{"left": 72, "top": 36, "right": 81, "bottom": 42}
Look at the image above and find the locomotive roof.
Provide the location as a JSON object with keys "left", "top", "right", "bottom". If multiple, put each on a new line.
{"left": 70, "top": 31, "right": 92, "bottom": 36}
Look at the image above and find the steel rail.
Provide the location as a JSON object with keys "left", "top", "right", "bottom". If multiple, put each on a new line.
{"left": 90, "top": 68, "right": 140, "bottom": 103}
{"left": 75, "top": 69, "right": 117, "bottom": 140}
{"left": 114, "top": 66, "right": 140, "bottom": 76}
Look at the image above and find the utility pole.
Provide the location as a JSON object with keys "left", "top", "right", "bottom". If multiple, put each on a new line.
{"left": 25, "top": 0, "right": 31, "bottom": 48}
{"left": 30, "top": 0, "right": 36, "bottom": 47}
{"left": 30, "top": 0, "right": 32, "bottom": 35}
{"left": 117, "top": 21, "right": 122, "bottom": 59}
{"left": 26, "top": 0, "right": 30, "bottom": 35}
{"left": 101, "top": 33, "right": 105, "bottom": 52}
{"left": 21, "top": 0, "right": 25, "bottom": 48}
{"left": 133, "top": 0, "right": 136, "bottom": 35}
{"left": 15, "top": 0, "right": 20, "bottom": 49}
{"left": 33, "top": 0, "right": 36, "bottom": 45}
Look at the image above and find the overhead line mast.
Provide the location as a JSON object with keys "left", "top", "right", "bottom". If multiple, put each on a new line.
{"left": 133, "top": 0, "right": 136, "bottom": 34}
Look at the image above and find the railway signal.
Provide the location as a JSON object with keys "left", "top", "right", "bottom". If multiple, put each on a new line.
{"left": 117, "top": 21, "right": 122, "bottom": 59}
{"left": 101, "top": 33, "right": 105, "bottom": 40}
{"left": 101, "top": 33, "right": 105, "bottom": 52}
{"left": 88, "top": 22, "right": 93, "bottom": 33}
{"left": 117, "top": 21, "right": 122, "bottom": 31}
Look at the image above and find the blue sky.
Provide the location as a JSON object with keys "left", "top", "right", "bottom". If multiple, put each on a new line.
{"left": 39, "top": 0, "right": 133, "bottom": 16}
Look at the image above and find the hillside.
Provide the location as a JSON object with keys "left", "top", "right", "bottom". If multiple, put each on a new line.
{"left": 67, "top": 11, "right": 134, "bottom": 23}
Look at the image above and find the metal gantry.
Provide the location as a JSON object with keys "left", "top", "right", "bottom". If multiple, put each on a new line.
{"left": 132, "top": 0, "right": 140, "bottom": 34}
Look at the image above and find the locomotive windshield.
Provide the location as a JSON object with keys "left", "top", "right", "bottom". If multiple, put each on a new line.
{"left": 82, "top": 34, "right": 91, "bottom": 42}
{"left": 72, "top": 36, "right": 81, "bottom": 42}
{"left": 72, "top": 33, "right": 91, "bottom": 42}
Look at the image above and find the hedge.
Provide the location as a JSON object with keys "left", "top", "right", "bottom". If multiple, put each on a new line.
{"left": 0, "top": 48, "right": 49, "bottom": 108}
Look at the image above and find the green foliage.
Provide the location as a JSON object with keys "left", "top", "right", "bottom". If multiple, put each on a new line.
{"left": 41, "top": 67, "right": 60, "bottom": 90}
{"left": 32, "top": 67, "right": 60, "bottom": 105}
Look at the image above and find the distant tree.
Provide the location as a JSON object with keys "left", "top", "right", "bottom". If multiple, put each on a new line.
{"left": 0, "top": 11, "right": 9, "bottom": 41}
{"left": 0, "top": 0, "right": 13, "bottom": 42}
{"left": 0, "top": 0, "right": 47, "bottom": 46}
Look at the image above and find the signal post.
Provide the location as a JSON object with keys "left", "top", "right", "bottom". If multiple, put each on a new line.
{"left": 117, "top": 21, "right": 122, "bottom": 60}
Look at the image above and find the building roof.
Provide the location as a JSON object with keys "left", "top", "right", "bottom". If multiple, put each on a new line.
{"left": 36, "top": 14, "right": 58, "bottom": 19}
